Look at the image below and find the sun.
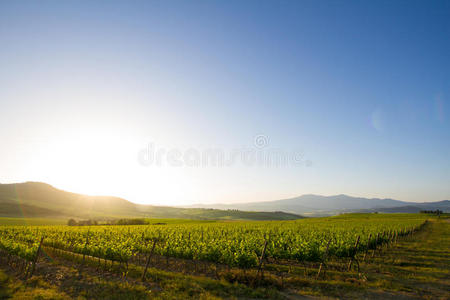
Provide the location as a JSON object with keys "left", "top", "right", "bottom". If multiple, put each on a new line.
{"left": 23, "top": 127, "right": 194, "bottom": 206}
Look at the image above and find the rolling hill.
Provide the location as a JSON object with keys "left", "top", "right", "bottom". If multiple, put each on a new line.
{"left": 190, "top": 194, "right": 450, "bottom": 215}
{"left": 356, "top": 201, "right": 450, "bottom": 213}
{"left": 0, "top": 182, "right": 303, "bottom": 221}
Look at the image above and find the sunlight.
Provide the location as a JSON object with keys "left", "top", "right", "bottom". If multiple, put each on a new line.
{"left": 22, "top": 126, "right": 195, "bottom": 206}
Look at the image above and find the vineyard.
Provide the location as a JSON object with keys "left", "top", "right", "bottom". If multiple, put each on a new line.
{"left": 0, "top": 214, "right": 429, "bottom": 281}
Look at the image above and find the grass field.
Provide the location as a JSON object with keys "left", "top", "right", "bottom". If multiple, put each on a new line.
{"left": 0, "top": 217, "right": 68, "bottom": 226}
{"left": 0, "top": 217, "right": 221, "bottom": 226}
{"left": 0, "top": 214, "right": 448, "bottom": 299}
{"left": 283, "top": 217, "right": 450, "bottom": 298}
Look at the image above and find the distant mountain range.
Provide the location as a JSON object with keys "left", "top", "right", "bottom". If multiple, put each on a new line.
{"left": 1, "top": 182, "right": 447, "bottom": 221}
{"left": 188, "top": 194, "right": 450, "bottom": 215}
{"left": 0, "top": 182, "right": 303, "bottom": 221}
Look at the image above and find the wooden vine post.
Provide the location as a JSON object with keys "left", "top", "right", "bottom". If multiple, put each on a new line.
{"left": 141, "top": 239, "right": 157, "bottom": 280}
{"left": 381, "top": 231, "right": 387, "bottom": 251}
{"left": 371, "top": 232, "right": 379, "bottom": 258}
{"left": 362, "top": 233, "right": 372, "bottom": 261}
{"left": 347, "top": 235, "right": 360, "bottom": 272}
{"left": 28, "top": 236, "right": 45, "bottom": 279}
{"left": 317, "top": 238, "right": 332, "bottom": 279}
{"left": 257, "top": 240, "right": 268, "bottom": 281}
{"left": 82, "top": 230, "right": 90, "bottom": 264}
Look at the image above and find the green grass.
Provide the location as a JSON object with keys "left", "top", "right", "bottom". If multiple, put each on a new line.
{"left": 0, "top": 269, "right": 72, "bottom": 299}
{"left": 0, "top": 217, "right": 221, "bottom": 226}
{"left": 0, "top": 215, "right": 448, "bottom": 299}
{"left": 361, "top": 218, "right": 450, "bottom": 298}
{"left": 0, "top": 217, "right": 67, "bottom": 226}
{"left": 145, "top": 218, "right": 219, "bottom": 224}
{"left": 281, "top": 217, "right": 450, "bottom": 299}
{"left": 0, "top": 250, "right": 280, "bottom": 299}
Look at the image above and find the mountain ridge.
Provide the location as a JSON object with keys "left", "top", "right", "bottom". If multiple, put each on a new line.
{"left": 188, "top": 194, "right": 449, "bottom": 214}
{"left": 0, "top": 182, "right": 303, "bottom": 221}
{"left": 2, "top": 182, "right": 448, "bottom": 219}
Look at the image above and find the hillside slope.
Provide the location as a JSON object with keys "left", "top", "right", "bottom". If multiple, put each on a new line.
{"left": 190, "top": 194, "right": 450, "bottom": 214}
{"left": 0, "top": 182, "right": 303, "bottom": 221}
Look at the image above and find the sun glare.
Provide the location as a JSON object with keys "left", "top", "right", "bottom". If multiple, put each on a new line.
{"left": 20, "top": 126, "right": 195, "bottom": 206}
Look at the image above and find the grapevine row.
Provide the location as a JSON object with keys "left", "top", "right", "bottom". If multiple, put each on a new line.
{"left": 0, "top": 214, "right": 428, "bottom": 270}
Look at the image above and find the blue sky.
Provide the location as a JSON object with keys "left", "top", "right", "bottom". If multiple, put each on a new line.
{"left": 0, "top": 0, "right": 449, "bottom": 205}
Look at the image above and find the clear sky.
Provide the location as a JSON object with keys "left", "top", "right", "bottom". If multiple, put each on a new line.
{"left": 1, "top": 0, "right": 449, "bottom": 205}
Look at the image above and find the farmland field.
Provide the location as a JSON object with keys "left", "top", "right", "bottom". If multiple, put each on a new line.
{"left": 0, "top": 213, "right": 448, "bottom": 299}
{"left": 0, "top": 217, "right": 68, "bottom": 226}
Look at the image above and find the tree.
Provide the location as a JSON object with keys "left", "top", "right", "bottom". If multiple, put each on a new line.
{"left": 67, "top": 219, "right": 77, "bottom": 226}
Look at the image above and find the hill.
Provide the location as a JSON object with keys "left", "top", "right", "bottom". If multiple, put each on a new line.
{"left": 190, "top": 194, "right": 450, "bottom": 215}
{"left": 357, "top": 201, "right": 450, "bottom": 213}
{"left": 0, "top": 182, "right": 303, "bottom": 221}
